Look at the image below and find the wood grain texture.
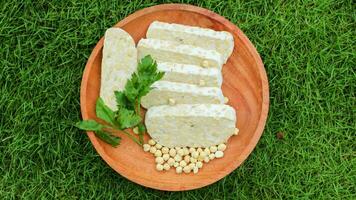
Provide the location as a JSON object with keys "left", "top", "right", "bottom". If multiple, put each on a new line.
{"left": 80, "top": 4, "right": 269, "bottom": 191}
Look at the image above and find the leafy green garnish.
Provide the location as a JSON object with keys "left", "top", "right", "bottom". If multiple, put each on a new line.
{"left": 75, "top": 118, "right": 121, "bottom": 147}
{"left": 95, "top": 130, "right": 121, "bottom": 147}
{"left": 96, "top": 98, "right": 116, "bottom": 126}
{"left": 116, "top": 108, "right": 141, "bottom": 129}
{"left": 76, "top": 55, "right": 164, "bottom": 147}
{"left": 114, "top": 91, "right": 132, "bottom": 110}
{"left": 114, "top": 55, "right": 164, "bottom": 144}
{"left": 75, "top": 120, "right": 104, "bottom": 131}
{"left": 116, "top": 55, "right": 164, "bottom": 108}
{"left": 137, "top": 123, "right": 146, "bottom": 134}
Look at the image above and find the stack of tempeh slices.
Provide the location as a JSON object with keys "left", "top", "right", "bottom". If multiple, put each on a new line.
{"left": 139, "top": 21, "right": 237, "bottom": 148}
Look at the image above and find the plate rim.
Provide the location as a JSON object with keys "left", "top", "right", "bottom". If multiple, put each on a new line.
{"left": 80, "top": 3, "right": 269, "bottom": 191}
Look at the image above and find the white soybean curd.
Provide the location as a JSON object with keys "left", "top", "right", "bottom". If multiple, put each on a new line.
{"left": 145, "top": 104, "right": 236, "bottom": 147}
{"left": 146, "top": 21, "right": 234, "bottom": 63}
{"left": 100, "top": 28, "right": 137, "bottom": 110}
{"left": 156, "top": 62, "right": 223, "bottom": 87}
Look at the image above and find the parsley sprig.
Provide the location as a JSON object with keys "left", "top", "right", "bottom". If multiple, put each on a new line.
{"left": 76, "top": 55, "right": 164, "bottom": 147}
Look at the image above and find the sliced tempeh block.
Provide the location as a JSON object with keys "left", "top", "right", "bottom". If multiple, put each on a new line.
{"left": 158, "top": 62, "right": 222, "bottom": 87}
{"left": 137, "top": 38, "right": 223, "bottom": 69}
{"left": 145, "top": 104, "right": 237, "bottom": 147}
{"left": 100, "top": 28, "right": 137, "bottom": 110}
{"left": 141, "top": 81, "right": 224, "bottom": 108}
{"left": 146, "top": 21, "right": 234, "bottom": 63}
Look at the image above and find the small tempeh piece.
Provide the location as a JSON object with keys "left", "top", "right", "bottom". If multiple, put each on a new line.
{"left": 137, "top": 38, "right": 223, "bottom": 69}
{"left": 146, "top": 21, "right": 234, "bottom": 63}
{"left": 141, "top": 81, "right": 224, "bottom": 108}
{"left": 157, "top": 62, "right": 222, "bottom": 87}
{"left": 145, "top": 104, "right": 237, "bottom": 148}
{"left": 100, "top": 28, "right": 137, "bottom": 110}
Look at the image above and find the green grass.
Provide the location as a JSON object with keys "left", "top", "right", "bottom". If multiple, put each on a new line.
{"left": 0, "top": 0, "right": 355, "bottom": 199}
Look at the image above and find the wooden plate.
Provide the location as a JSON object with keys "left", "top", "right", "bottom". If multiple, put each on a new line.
{"left": 80, "top": 4, "right": 269, "bottom": 191}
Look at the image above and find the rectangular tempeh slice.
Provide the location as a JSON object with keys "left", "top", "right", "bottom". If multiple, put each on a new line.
{"left": 141, "top": 81, "right": 224, "bottom": 108}
{"left": 145, "top": 104, "right": 237, "bottom": 148}
{"left": 158, "top": 62, "right": 222, "bottom": 87}
{"left": 137, "top": 38, "right": 223, "bottom": 69}
{"left": 146, "top": 21, "right": 234, "bottom": 63}
{"left": 100, "top": 28, "right": 137, "bottom": 110}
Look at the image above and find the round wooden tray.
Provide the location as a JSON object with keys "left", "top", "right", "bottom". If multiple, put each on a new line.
{"left": 80, "top": 4, "right": 269, "bottom": 191}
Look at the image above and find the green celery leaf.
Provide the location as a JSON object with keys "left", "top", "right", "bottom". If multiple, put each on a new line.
{"left": 135, "top": 56, "right": 165, "bottom": 98}
{"left": 75, "top": 120, "right": 104, "bottom": 131}
{"left": 96, "top": 97, "right": 115, "bottom": 125}
{"left": 95, "top": 131, "right": 121, "bottom": 147}
{"left": 137, "top": 123, "right": 146, "bottom": 133}
{"left": 124, "top": 74, "right": 139, "bottom": 103}
{"left": 114, "top": 91, "right": 132, "bottom": 109}
{"left": 139, "top": 55, "right": 154, "bottom": 70}
{"left": 117, "top": 108, "right": 141, "bottom": 129}
{"left": 155, "top": 71, "right": 165, "bottom": 81}
{"left": 137, "top": 122, "right": 146, "bottom": 144}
